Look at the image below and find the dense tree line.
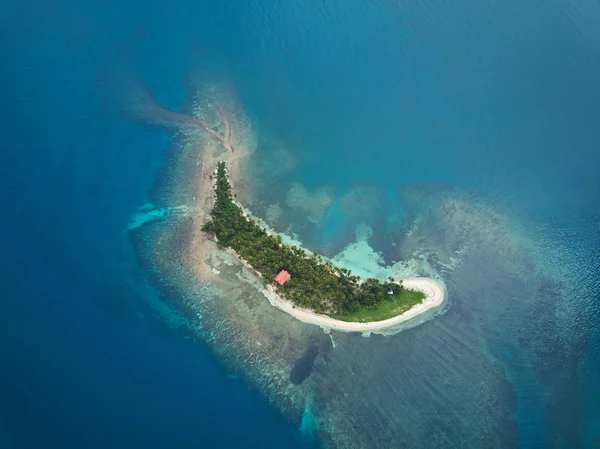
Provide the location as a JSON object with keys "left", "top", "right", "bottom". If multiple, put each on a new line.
{"left": 202, "top": 162, "right": 404, "bottom": 314}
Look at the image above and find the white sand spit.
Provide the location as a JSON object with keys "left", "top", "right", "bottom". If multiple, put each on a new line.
{"left": 263, "top": 278, "right": 447, "bottom": 335}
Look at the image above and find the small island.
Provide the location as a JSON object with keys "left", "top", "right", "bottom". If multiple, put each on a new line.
{"left": 201, "top": 162, "right": 446, "bottom": 329}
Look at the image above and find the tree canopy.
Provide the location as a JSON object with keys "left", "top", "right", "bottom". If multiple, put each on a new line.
{"left": 202, "top": 162, "right": 413, "bottom": 315}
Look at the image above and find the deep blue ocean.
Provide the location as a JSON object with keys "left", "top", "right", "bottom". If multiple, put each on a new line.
{"left": 1, "top": 0, "right": 599, "bottom": 448}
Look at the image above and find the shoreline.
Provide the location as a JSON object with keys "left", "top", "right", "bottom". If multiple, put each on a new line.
{"left": 188, "top": 100, "right": 448, "bottom": 334}
{"left": 262, "top": 278, "right": 447, "bottom": 334}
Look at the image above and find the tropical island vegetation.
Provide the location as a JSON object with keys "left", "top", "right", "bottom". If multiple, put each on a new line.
{"left": 201, "top": 162, "right": 424, "bottom": 318}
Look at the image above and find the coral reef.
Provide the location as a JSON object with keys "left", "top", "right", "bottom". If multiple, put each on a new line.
{"left": 285, "top": 182, "right": 335, "bottom": 226}
{"left": 340, "top": 185, "right": 383, "bottom": 220}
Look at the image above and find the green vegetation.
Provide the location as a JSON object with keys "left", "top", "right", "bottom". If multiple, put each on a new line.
{"left": 333, "top": 289, "right": 425, "bottom": 322}
{"left": 202, "top": 162, "right": 424, "bottom": 316}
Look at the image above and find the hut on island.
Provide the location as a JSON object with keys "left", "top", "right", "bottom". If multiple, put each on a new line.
{"left": 274, "top": 270, "right": 291, "bottom": 285}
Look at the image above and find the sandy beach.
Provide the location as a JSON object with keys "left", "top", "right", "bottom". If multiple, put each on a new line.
{"left": 263, "top": 278, "right": 447, "bottom": 334}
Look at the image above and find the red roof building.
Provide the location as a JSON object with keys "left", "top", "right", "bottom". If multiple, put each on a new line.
{"left": 274, "top": 270, "right": 291, "bottom": 285}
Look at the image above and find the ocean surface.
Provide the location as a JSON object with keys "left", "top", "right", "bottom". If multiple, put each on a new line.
{"left": 2, "top": 0, "right": 599, "bottom": 448}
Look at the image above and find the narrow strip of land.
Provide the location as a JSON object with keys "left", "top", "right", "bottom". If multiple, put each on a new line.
{"left": 264, "top": 278, "right": 447, "bottom": 333}
{"left": 200, "top": 161, "right": 448, "bottom": 333}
